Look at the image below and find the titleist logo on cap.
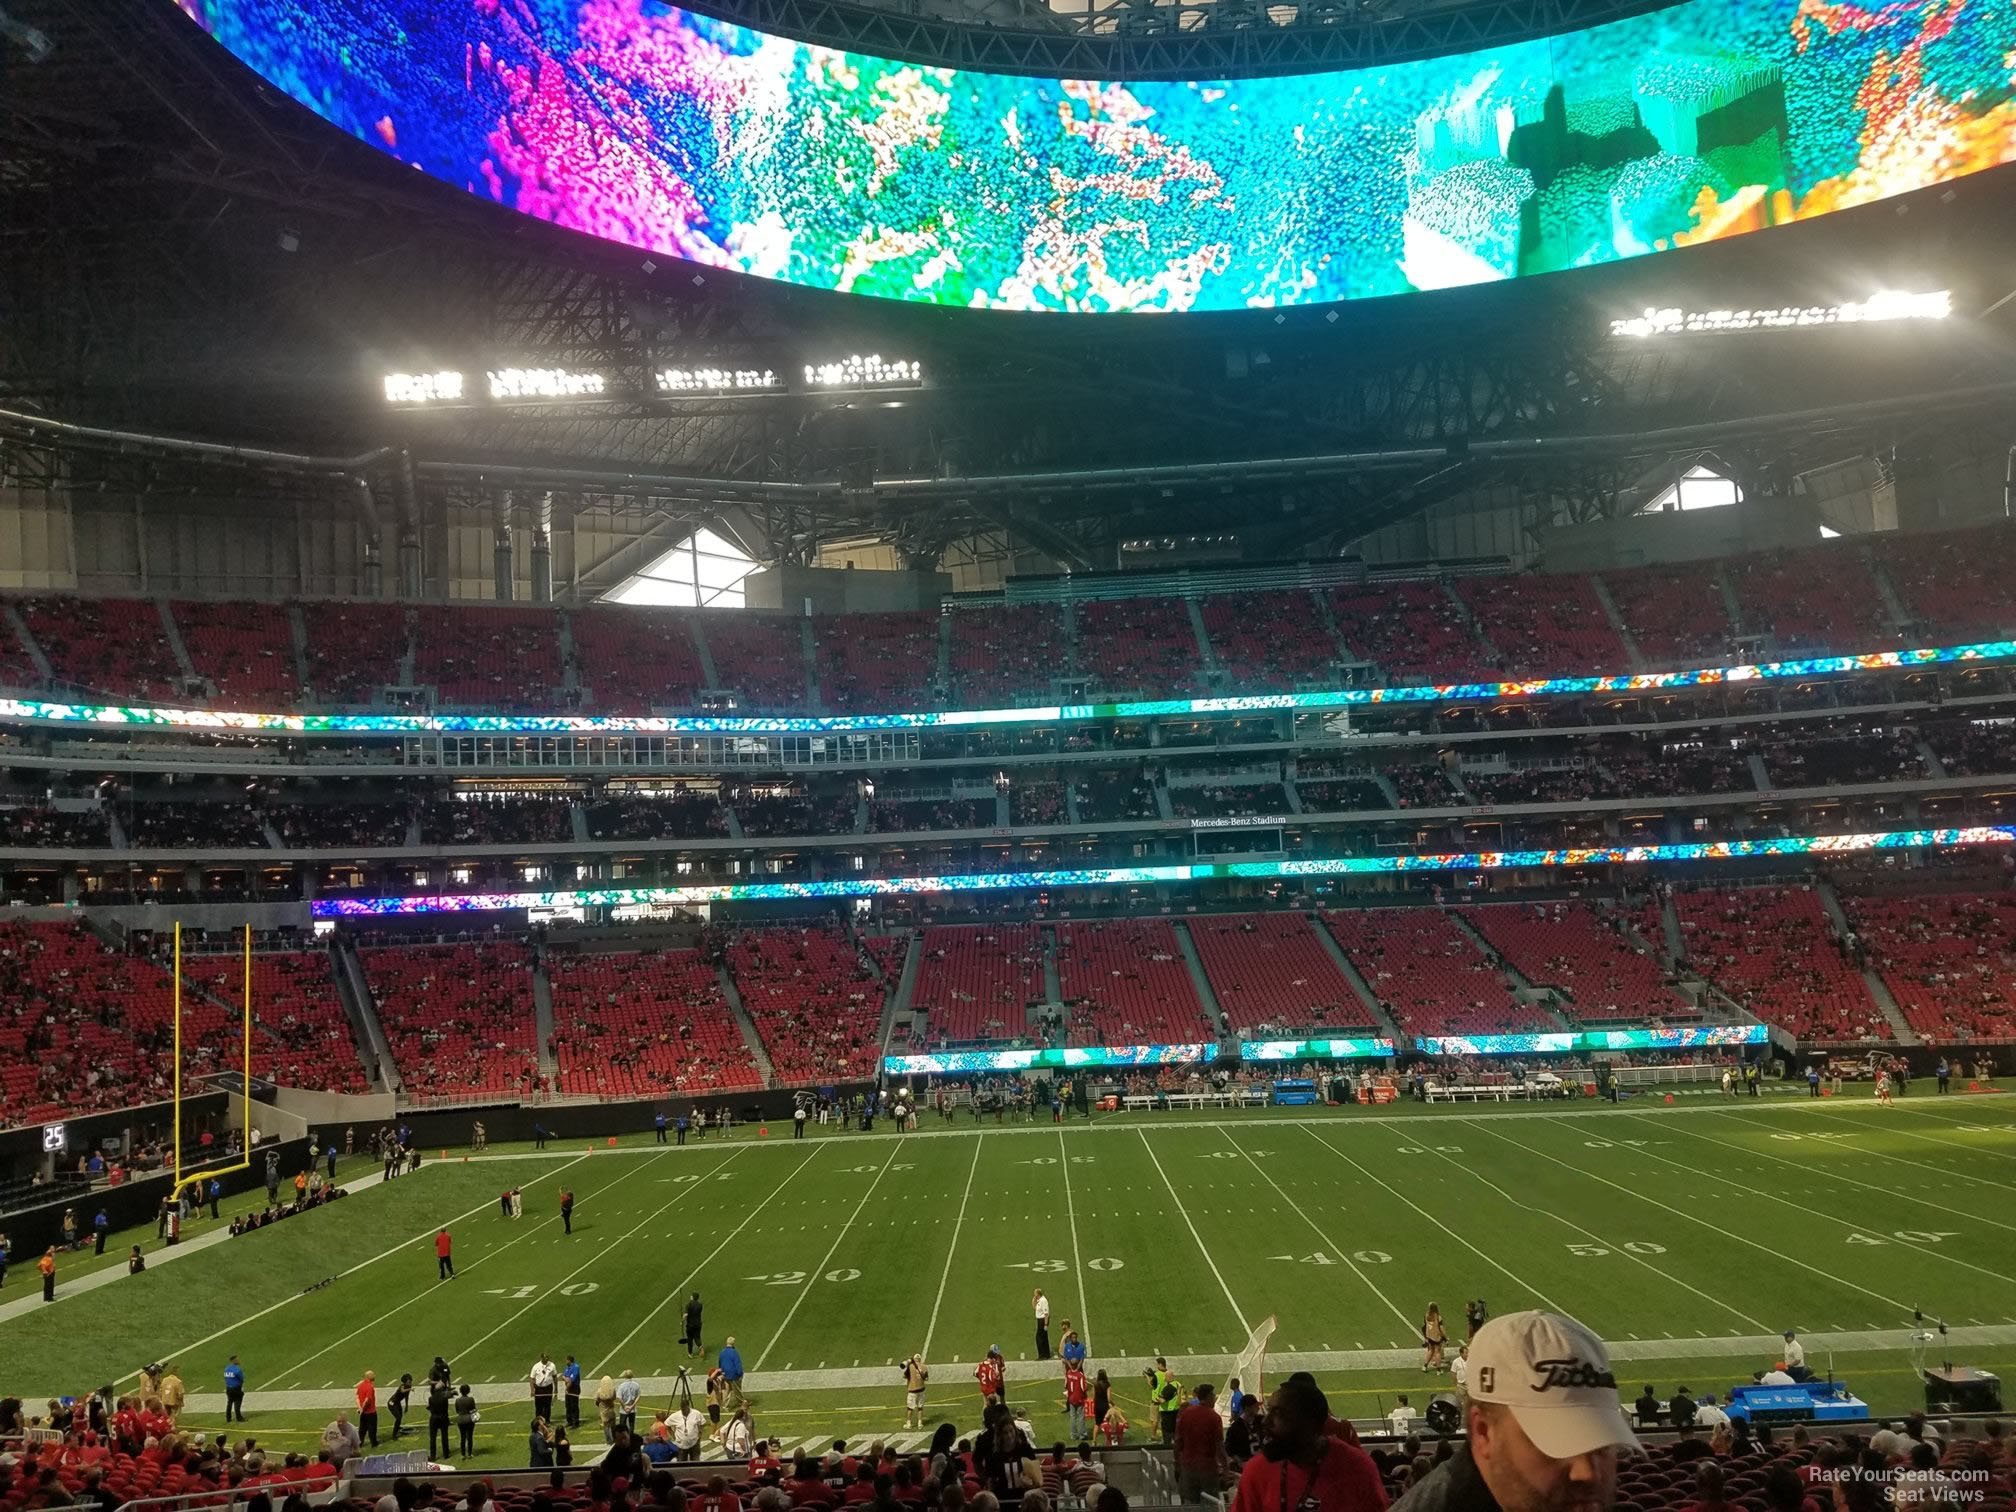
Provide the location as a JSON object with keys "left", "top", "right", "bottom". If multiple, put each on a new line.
{"left": 1529, "top": 1358, "right": 1616, "bottom": 1392}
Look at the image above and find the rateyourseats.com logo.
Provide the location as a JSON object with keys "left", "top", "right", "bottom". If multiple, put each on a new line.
{"left": 1816, "top": 1468, "right": 1997, "bottom": 1505}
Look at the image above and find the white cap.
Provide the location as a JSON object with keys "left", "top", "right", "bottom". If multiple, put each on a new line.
{"left": 1465, "top": 1310, "right": 1639, "bottom": 1460}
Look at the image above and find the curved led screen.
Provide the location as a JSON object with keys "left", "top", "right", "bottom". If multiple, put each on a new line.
{"left": 175, "top": 0, "right": 2016, "bottom": 313}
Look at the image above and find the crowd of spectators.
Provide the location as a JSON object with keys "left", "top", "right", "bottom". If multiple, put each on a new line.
{"left": 1200, "top": 588, "right": 1341, "bottom": 691}
{"left": 701, "top": 614, "right": 809, "bottom": 709}
{"left": 268, "top": 802, "right": 412, "bottom": 850}
{"left": 724, "top": 923, "right": 884, "bottom": 1084}
{"left": 871, "top": 798, "right": 993, "bottom": 833}
{"left": 1730, "top": 546, "right": 1891, "bottom": 651}
{"left": 1457, "top": 573, "right": 1628, "bottom": 675}
{"left": 1008, "top": 783, "right": 1066, "bottom": 826}
{"left": 816, "top": 611, "right": 938, "bottom": 712}
{"left": 1168, "top": 783, "right": 1288, "bottom": 820}
{"left": 547, "top": 947, "right": 760, "bottom": 1098}
{"left": 1754, "top": 724, "right": 1928, "bottom": 788}
{"left": 1461, "top": 764, "right": 1614, "bottom": 806}
{"left": 360, "top": 940, "right": 541, "bottom": 1099}
{"left": 1924, "top": 717, "right": 2016, "bottom": 777}
{"left": 1294, "top": 777, "right": 1389, "bottom": 812}
{"left": 124, "top": 802, "right": 268, "bottom": 849}
{"left": 1460, "top": 900, "right": 1691, "bottom": 1023}
{"left": 1322, "top": 907, "right": 1554, "bottom": 1036}
{"left": 300, "top": 601, "right": 409, "bottom": 705}
{"left": 1327, "top": 581, "right": 1494, "bottom": 685}
{"left": 174, "top": 600, "right": 300, "bottom": 704}
{"left": 1073, "top": 769, "right": 1159, "bottom": 823}
{"left": 1601, "top": 563, "right": 1736, "bottom": 667}
{"left": 586, "top": 795, "right": 727, "bottom": 842}
{"left": 911, "top": 924, "right": 1045, "bottom": 1044}
{"left": 20, "top": 596, "right": 183, "bottom": 702}
{"left": 948, "top": 603, "right": 1067, "bottom": 707}
{"left": 1055, "top": 918, "right": 1213, "bottom": 1044}
{"left": 569, "top": 607, "right": 706, "bottom": 715}
{"left": 178, "top": 947, "right": 371, "bottom": 1093}
{"left": 412, "top": 607, "right": 565, "bottom": 712}
{"left": 1843, "top": 890, "right": 2016, "bottom": 1043}
{"left": 420, "top": 797, "right": 576, "bottom": 847}
{"left": 1074, "top": 597, "right": 1206, "bottom": 696}
{"left": 1, "top": 805, "right": 109, "bottom": 848}
{"left": 1672, "top": 887, "right": 1892, "bottom": 1042}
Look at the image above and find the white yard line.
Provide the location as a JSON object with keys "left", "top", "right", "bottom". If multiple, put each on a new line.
{"left": 1058, "top": 1128, "right": 1090, "bottom": 1350}
{"left": 593, "top": 1142, "right": 826, "bottom": 1376}
{"left": 754, "top": 1142, "right": 906, "bottom": 1372}
{"left": 1706, "top": 1108, "right": 2016, "bottom": 1200}
{"left": 1136, "top": 1129, "right": 1251, "bottom": 1337}
{"left": 1469, "top": 1119, "right": 1915, "bottom": 1314}
{"left": 444, "top": 1146, "right": 733, "bottom": 1374}
{"left": 102, "top": 1155, "right": 588, "bottom": 1392}
{"left": 1300, "top": 1125, "right": 1571, "bottom": 1314}
{"left": 1603, "top": 1111, "right": 2016, "bottom": 1289}
{"left": 922, "top": 1133, "right": 983, "bottom": 1360}
{"left": 269, "top": 1150, "right": 640, "bottom": 1382}
{"left": 1408, "top": 1131, "right": 1770, "bottom": 1332}
{"left": 1220, "top": 1129, "right": 1411, "bottom": 1332}
{"left": 1672, "top": 1111, "right": 2016, "bottom": 1230}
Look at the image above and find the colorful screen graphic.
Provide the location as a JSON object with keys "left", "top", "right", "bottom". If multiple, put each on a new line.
{"left": 174, "top": 0, "right": 2016, "bottom": 314}
{"left": 884, "top": 1044, "right": 1214, "bottom": 1074}
{"left": 1417, "top": 1025, "right": 1769, "bottom": 1055}
{"left": 307, "top": 822, "right": 2016, "bottom": 915}
{"left": 1241, "top": 1038, "right": 1395, "bottom": 1061}
{"left": 3, "top": 636, "right": 2011, "bottom": 740}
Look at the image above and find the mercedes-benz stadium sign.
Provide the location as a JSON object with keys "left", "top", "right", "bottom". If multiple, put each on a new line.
{"left": 176, "top": 0, "right": 2016, "bottom": 312}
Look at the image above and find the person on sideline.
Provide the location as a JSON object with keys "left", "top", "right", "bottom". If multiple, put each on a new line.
{"left": 1422, "top": 1305, "right": 1448, "bottom": 1372}
{"left": 1034, "top": 1289, "right": 1052, "bottom": 1360}
{"left": 902, "top": 1354, "right": 930, "bottom": 1430}
{"left": 223, "top": 1356, "right": 246, "bottom": 1421}
{"left": 435, "top": 1228, "right": 456, "bottom": 1280}
{"left": 356, "top": 1371, "right": 380, "bottom": 1448}
{"left": 1390, "top": 1310, "right": 1638, "bottom": 1512}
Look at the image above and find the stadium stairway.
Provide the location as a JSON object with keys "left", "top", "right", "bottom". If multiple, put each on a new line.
{"left": 530, "top": 942, "right": 561, "bottom": 1082}
{"left": 872, "top": 931, "right": 919, "bottom": 1057}
{"left": 1040, "top": 929, "right": 1065, "bottom": 1005}
{"left": 285, "top": 603, "right": 312, "bottom": 692}
{"left": 716, "top": 961, "right": 778, "bottom": 1086}
{"left": 1447, "top": 911, "right": 1574, "bottom": 1030}
{"left": 1441, "top": 580, "right": 1501, "bottom": 664}
{"left": 155, "top": 598, "right": 199, "bottom": 684}
{"left": 1171, "top": 921, "right": 1231, "bottom": 1037}
{"left": 1920, "top": 737, "right": 1949, "bottom": 779}
{"left": 2, "top": 601, "right": 52, "bottom": 682}
{"left": 1747, "top": 751, "right": 1773, "bottom": 790}
{"left": 1588, "top": 577, "right": 1647, "bottom": 673}
{"left": 1716, "top": 568, "right": 1747, "bottom": 637}
{"left": 1869, "top": 556, "right": 1914, "bottom": 632}
{"left": 1813, "top": 879, "right": 1921, "bottom": 1045}
{"left": 1307, "top": 914, "right": 1408, "bottom": 1044}
{"left": 332, "top": 938, "right": 401, "bottom": 1092}
{"left": 1183, "top": 595, "right": 1219, "bottom": 683}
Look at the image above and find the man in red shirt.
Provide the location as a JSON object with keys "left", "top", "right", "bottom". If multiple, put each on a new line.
{"left": 435, "top": 1229, "right": 455, "bottom": 1281}
{"left": 1229, "top": 1376, "right": 1387, "bottom": 1512}
{"left": 1175, "top": 1383, "right": 1228, "bottom": 1502}
{"left": 356, "top": 1371, "right": 379, "bottom": 1448}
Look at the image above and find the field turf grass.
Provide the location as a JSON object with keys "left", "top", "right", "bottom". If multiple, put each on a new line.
{"left": 8, "top": 1088, "right": 2016, "bottom": 1460}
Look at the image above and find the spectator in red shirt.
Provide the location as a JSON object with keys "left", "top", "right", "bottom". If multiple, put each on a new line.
{"left": 1229, "top": 1376, "right": 1387, "bottom": 1512}
{"left": 976, "top": 1351, "right": 1005, "bottom": 1405}
{"left": 786, "top": 1460, "right": 837, "bottom": 1506}
{"left": 1176, "top": 1384, "right": 1228, "bottom": 1502}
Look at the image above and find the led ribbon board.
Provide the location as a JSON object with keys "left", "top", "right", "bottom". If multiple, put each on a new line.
{"left": 1417, "top": 1025, "right": 1768, "bottom": 1055}
{"left": 174, "top": 0, "right": 2016, "bottom": 314}
{"left": 3, "top": 635, "right": 2010, "bottom": 740}
{"left": 884, "top": 1044, "right": 1215, "bottom": 1074}
{"left": 1240, "top": 1038, "right": 1396, "bottom": 1061}
{"left": 308, "top": 822, "right": 2016, "bottom": 915}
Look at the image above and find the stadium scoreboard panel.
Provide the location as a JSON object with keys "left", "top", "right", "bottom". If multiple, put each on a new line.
{"left": 175, "top": 0, "right": 2016, "bottom": 313}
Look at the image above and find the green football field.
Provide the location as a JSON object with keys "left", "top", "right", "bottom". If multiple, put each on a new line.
{"left": 8, "top": 1089, "right": 2016, "bottom": 1460}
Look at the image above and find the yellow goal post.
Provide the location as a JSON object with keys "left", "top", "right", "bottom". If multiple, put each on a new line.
{"left": 171, "top": 920, "right": 254, "bottom": 1196}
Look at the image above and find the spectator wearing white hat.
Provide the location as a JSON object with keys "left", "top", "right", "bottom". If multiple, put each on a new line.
{"left": 1391, "top": 1310, "right": 1638, "bottom": 1512}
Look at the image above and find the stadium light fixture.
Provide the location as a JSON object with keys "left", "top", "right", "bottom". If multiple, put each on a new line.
{"left": 654, "top": 366, "right": 781, "bottom": 394}
{"left": 382, "top": 370, "right": 465, "bottom": 404}
{"left": 1610, "top": 290, "right": 1951, "bottom": 338}
{"left": 487, "top": 366, "right": 607, "bottom": 400}
{"left": 803, "top": 354, "right": 924, "bottom": 389}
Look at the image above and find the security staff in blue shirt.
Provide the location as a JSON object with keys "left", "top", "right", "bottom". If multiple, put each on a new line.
{"left": 223, "top": 1356, "right": 246, "bottom": 1421}
{"left": 655, "top": 1111, "right": 669, "bottom": 1144}
{"left": 93, "top": 1210, "right": 110, "bottom": 1256}
{"left": 562, "top": 1354, "right": 583, "bottom": 1427}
